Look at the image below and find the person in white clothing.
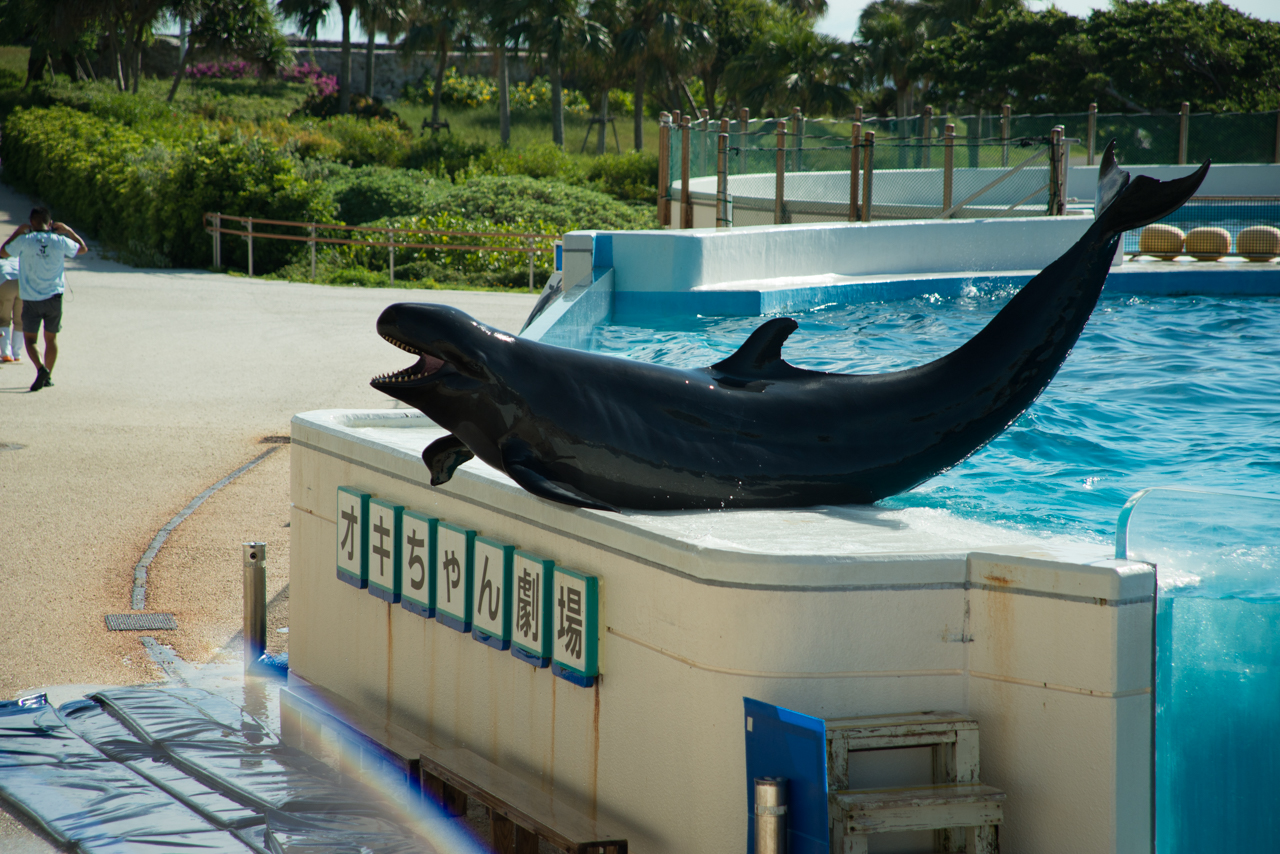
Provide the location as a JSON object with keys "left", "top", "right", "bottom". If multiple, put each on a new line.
{"left": 0, "top": 256, "right": 20, "bottom": 363}
{"left": 0, "top": 207, "right": 87, "bottom": 391}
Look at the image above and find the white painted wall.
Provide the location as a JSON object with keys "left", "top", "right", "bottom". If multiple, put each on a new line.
{"left": 290, "top": 410, "right": 1156, "bottom": 854}
{"left": 607, "top": 217, "right": 1096, "bottom": 293}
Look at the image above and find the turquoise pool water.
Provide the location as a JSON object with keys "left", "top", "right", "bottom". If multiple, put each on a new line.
{"left": 590, "top": 288, "right": 1280, "bottom": 541}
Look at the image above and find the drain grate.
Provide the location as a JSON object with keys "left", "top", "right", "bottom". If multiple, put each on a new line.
{"left": 105, "top": 613, "right": 178, "bottom": 631}
{"left": 259, "top": 435, "right": 290, "bottom": 444}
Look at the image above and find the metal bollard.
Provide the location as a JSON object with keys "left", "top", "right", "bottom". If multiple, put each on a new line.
{"left": 754, "top": 777, "right": 788, "bottom": 854}
{"left": 242, "top": 543, "right": 266, "bottom": 672}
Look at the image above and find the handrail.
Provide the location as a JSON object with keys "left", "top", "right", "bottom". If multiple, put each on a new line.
{"left": 205, "top": 213, "right": 556, "bottom": 242}
{"left": 204, "top": 212, "right": 558, "bottom": 288}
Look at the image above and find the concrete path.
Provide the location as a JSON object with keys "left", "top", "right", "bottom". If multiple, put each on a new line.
{"left": 0, "top": 179, "right": 537, "bottom": 847}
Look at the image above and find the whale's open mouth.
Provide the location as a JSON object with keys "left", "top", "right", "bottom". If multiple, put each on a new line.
{"left": 372, "top": 333, "right": 446, "bottom": 385}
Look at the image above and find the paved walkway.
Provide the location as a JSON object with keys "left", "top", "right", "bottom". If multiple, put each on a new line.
{"left": 0, "top": 180, "right": 537, "bottom": 848}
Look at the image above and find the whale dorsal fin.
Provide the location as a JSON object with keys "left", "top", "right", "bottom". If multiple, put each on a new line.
{"left": 711, "top": 317, "right": 809, "bottom": 379}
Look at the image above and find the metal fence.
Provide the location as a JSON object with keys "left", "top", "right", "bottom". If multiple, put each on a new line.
{"left": 658, "top": 111, "right": 1075, "bottom": 228}
{"left": 1121, "top": 197, "right": 1280, "bottom": 257}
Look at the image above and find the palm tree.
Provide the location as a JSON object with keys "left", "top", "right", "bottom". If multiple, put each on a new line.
{"left": 614, "top": 0, "right": 707, "bottom": 149}
{"left": 518, "top": 0, "right": 608, "bottom": 148}
{"left": 401, "top": 0, "right": 472, "bottom": 132}
{"left": 725, "top": 11, "right": 857, "bottom": 116}
{"left": 278, "top": 0, "right": 357, "bottom": 112}
{"left": 857, "top": 0, "right": 929, "bottom": 118}
{"left": 358, "top": 0, "right": 408, "bottom": 98}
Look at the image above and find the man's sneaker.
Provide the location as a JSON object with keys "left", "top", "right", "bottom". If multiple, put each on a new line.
{"left": 44, "top": 373, "right": 53, "bottom": 387}
{"left": 0, "top": 356, "right": 13, "bottom": 363}
{"left": 29, "top": 370, "right": 48, "bottom": 392}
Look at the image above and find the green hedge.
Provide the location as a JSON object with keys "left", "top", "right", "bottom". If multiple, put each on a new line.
{"left": 424, "top": 175, "right": 656, "bottom": 232}
{"left": 0, "top": 105, "right": 334, "bottom": 270}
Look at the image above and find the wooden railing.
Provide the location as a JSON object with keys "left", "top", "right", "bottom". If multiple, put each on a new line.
{"left": 204, "top": 213, "right": 558, "bottom": 288}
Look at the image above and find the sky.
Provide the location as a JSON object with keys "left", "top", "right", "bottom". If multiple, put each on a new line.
{"left": 286, "top": 0, "right": 1280, "bottom": 44}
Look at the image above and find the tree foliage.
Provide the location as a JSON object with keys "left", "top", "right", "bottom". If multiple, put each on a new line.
{"left": 918, "top": 0, "right": 1280, "bottom": 113}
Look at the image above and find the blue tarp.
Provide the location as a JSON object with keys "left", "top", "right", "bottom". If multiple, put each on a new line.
{"left": 0, "top": 687, "right": 438, "bottom": 854}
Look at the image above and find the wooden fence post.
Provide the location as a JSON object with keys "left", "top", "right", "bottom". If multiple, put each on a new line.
{"left": 1001, "top": 104, "right": 1011, "bottom": 168}
{"left": 213, "top": 213, "right": 221, "bottom": 269}
{"left": 680, "top": 116, "right": 692, "bottom": 229}
{"left": 738, "top": 107, "right": 750, "bottom": 174}
{"left": 716, "top": 132, "right": 730, "bottom": 229}
{"left": 862, "top": 131, "right": 875, "bottom": 223}
{"left": 775, "top": 118, "right": 787, "bottom": 225}
{"left": 849, "top": 122, "right": 861, "bottom": 222}
{"left": 309, "top": 225, "right": 316, "bottom": 280}
{"left": 246, "top": 218, "right": 253, "bottom": 278}
{"left": 1087, "top": 103, "right": 1097, "bottom": 166}
{"left": 658, "top": 112, "right": 671, "bottom": 227}
{"left": 1178, "top": 101, "right": 1190, "bottom": 165}
{"left": 388, "top": 229, "right": 394, "bottom": 285}
{"left": 791, "top": 107, "right": 804, "bottom": 172}
{"left": 922, "top": 105, "right": 933, "bottom": 168}
{"left": 942, "top": 123, "right": 955, "bottom": 215}
{"left": 1048, "top": 126, "right": 1064, "bottom": 216}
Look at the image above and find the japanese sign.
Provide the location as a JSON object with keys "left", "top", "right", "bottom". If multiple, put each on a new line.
{"left": 511, "top": 551, "right": 555, "bottom": 667}
{"left": 400, "top": 510, "right": 436, "bottom": 618}
{"left": 367, "top": 498, "right": 403, "bottom": 603}
{"left": 336, "top": 487, "right": 370, "bottom": 588}
{"left": 472, "top": 537, "right": 515, "bottom": 650}
{"left": 552, "top": 567, "right": 598, "bottom": 686}
{"left": 434, "top": 522, "right": 475, "bottom": 632}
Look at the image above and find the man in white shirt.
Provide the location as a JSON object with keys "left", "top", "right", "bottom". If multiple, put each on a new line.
{"left": 0, "top": 207, "right": 87, "bottom": 391}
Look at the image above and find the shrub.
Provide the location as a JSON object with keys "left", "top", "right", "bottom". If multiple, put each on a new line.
{"left": 313, "top": 113, "right": 411, "bottom": 166}
{"left": 402, "top": 134, "right": 489, "bottom": 177}
{"left": 0, "top": 68, "right": 23, "bottom": 90}
{"left": 584, "top": 150, "right": 659, "bottom": 203}
{"left": 323, "top": 165, "right": 442, "bottom": 224}
{"left": 0, "top": 105, "right": 334, "bottom": 271}
{"left": 328, "top": 211, "right": 557, "bottom": 285}
{"left": 401, "top": 68, "right": 497, "bottom": 109}
{"left": 280, "top": 61, "right": 338, "bottom": 98}
{"left": 187, "top": 59, "right": 259, "bottom": 79}
{"left": 471, "top": 142, "right": 586, "bottom": 182}
{"left": 292, "top": 90, "right": 407, "bottom": 127}
{"left": 423, "top": 175, "right": 655, "bottom": 232}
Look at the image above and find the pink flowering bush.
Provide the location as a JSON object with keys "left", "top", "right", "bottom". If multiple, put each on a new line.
{"left": 282, "top": 62, "right": 338, "bottom": 98}
{"left": 187, "top": 59, "right": 259, "bottom": 79}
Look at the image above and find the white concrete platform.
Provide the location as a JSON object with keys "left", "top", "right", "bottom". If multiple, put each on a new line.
{"left": 289, "top": 409, "right": 1156, "bottom": 854}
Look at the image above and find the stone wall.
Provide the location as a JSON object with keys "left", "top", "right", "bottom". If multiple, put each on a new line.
{"left": 118, "top": 36, "right": 534, "bottom": 102}
{"left": 298, "top": 46, "right": 533, "bottom": 101}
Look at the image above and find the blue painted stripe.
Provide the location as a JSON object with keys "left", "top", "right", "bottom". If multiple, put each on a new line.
{"left": 337, "top": 569, "right": 367, "bottom": 589}
{"left": 472, "top": 628, "right": 511, "bottom": 651}
{"left": 552, "top": 663, "right": 595, "bottom": 688}
{"left": 401, "top": 599, "right": 434, "bottom": 618}
{"left": 369, "top": 585, "right": 400, "bottom": 604}
{"left": 511, "top": 647, "right": 550, "bottom": 668}
{"left": 436, "top": 612, "right": 471, "bottom": 633}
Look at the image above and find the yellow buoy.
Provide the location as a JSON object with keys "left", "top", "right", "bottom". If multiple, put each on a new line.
{"left": 1185, "top": 227, "right": 1231, "bottom": 261}
{"left": 1138, "top": 224, "right": 1185, "bottom": 260}
{"left": 1236, "top": 226, "right": 1280, "bottom": 261}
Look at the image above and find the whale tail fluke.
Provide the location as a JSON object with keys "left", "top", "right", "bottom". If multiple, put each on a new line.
{"left": 1092, "top": 139, "right": 1209, "bottom": 239}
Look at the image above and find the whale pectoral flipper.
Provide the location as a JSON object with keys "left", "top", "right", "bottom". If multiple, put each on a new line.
{"left": 422, "top": 434, "right": 474, "bottom": 486}
{"left": 499, "top": 441, "right": 619, "bottom": 511}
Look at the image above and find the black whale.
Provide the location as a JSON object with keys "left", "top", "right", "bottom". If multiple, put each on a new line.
{"left": 371, "top": 144, "right": 1208, "bottom": 512}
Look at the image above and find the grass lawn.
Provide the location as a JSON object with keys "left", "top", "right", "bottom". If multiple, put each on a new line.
{"left": 0, "top": 46, "right": 29, "bottom": 88}
{"left": 389, "top": 101, "right": 663, "bottom": 158}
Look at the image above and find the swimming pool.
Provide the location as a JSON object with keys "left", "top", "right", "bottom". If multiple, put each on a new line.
{"left": 590, "top": 287, "right": 1280, "bottom": 541}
